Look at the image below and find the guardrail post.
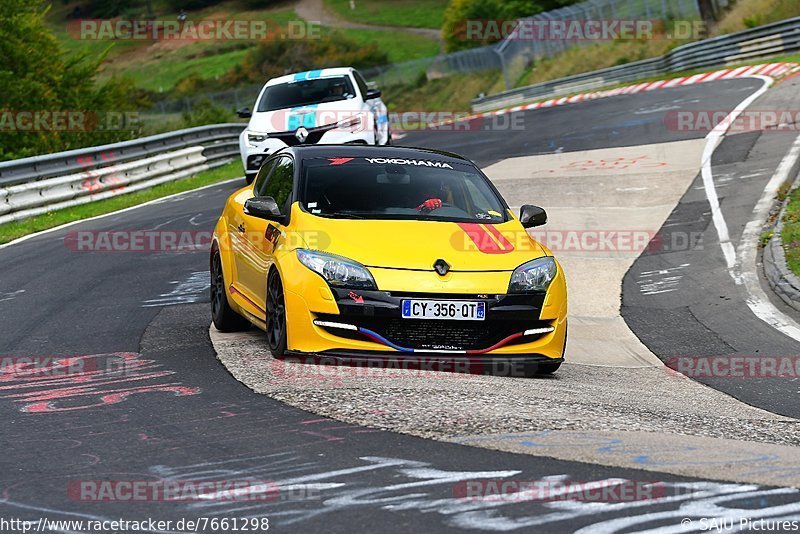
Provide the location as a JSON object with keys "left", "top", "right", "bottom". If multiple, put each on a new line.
{"left": 495, "top": 49, "right": 512, "bottom": 91}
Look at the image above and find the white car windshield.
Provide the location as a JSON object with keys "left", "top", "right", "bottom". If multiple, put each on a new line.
{"left": 256, "top": 76, "right": 356, "bottom": 112}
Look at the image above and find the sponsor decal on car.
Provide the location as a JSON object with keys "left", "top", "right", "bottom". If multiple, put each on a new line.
{"left": 327, "top": 157, "right": 354, "bottom": 166}
{"left": 364, "top": 157, "right": 454, "bottom": 169}
{"left": 457, "top": 223, "right": 515, "bottom": 254}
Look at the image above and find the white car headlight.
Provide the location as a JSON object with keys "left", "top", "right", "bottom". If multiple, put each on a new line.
{"left": 246, "top": 131, "right": 269, "bottom": 146}
{"left": 508, "top": 257, "right": 557, "bottom": 293}
{"left": 335, "top": 116, "right": 362, "bottom": 131}
{"left": 297, "top": 249, "right": 376, "bottom": 289}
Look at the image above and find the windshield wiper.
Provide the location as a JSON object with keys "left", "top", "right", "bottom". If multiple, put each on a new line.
{"left": 321, "top": 211, "right": 367, "bottom": 219}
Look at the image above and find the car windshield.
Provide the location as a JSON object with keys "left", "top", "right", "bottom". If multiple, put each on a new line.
{"left": 256, "top": 76, "right": 356, "bottom": 112}
{"left": 300, "top": 157, "right": 508, "bottom": 223}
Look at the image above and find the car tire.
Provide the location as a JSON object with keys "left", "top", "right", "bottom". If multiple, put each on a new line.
{"left": 211, "top": 250, "right": 250, "bottom": 332}
{"left": 266, "top": 268, "right": 288, "bottom": 357}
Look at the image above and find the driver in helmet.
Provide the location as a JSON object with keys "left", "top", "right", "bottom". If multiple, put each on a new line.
{"left": 329, "top": 80, "right": 348, "bottom": 98}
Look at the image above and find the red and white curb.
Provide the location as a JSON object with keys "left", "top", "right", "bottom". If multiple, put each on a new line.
{"left": 441, "top": 62, "right": 800, "bottom": 126}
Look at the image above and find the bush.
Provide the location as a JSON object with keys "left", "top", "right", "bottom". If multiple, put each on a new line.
{"left": 181, "top": 98, "right": 231, "bottom": 128}
{"left": 165, "top": 0, "right": 225, "bottom": 11}
{"left": 0, "top": 0, "right": 143, "bottom": 161}
{"left": 85, "top": 0, "right": 145, "bottom": 18}
{"left": 237, "top": 0, "right": 285, "bottom": 8}
{"left": 228, "top": 31, "right": 389, "bottom": 84}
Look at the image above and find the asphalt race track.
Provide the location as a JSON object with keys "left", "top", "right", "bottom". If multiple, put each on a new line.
{"left": 621, "top": 76, "right": 800, "bottom": 418}
{"left": 3, "top": 77, "right": 800, "bottom": 532}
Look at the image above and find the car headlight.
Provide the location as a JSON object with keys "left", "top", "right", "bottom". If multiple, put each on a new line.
{"left": 296, "top": 249, "right": 376, "bottom": 289}
{"left": 508, "top": 257, "right": 557, "bottom": 293}
{"left": 246, "top": 131, "right": 269, "bottom": 145}
{"left": 335, "top": 116, "right": 362, "bottom": 131}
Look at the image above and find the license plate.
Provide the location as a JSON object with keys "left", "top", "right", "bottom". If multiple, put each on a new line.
{"left": 401, "top": 300, "right": 486, "bottom": 321}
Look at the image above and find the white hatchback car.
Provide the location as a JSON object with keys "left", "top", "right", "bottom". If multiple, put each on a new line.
{"left": 238, "top": 67, "right": 391, "bottom": 183}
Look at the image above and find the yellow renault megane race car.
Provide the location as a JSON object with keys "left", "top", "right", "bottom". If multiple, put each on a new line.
{"left": 210, "top": 145, "right": 567, "bottom": 377}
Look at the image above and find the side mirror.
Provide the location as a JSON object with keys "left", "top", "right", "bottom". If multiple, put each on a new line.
{"left": 365, "top": 88, "right": 382, "bottom": 100}
{"left": 244, "top": 196, "right": 281, "bottom": 220}
{"left": 519, "top": 205, "right": 547, "bottom": 228}
{"left": 237, "top": 107, "right": 252, "bottom": 118}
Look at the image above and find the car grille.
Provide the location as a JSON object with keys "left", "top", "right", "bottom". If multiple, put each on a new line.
{"left": 317, "top": 315, "right": 550, "bottom": 351}
{"left": 269, "top": 122, "right": 338, "bottom": 147}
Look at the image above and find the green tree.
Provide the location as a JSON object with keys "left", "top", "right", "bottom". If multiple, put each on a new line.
{"left": 0, "top": 0, "right": 142, "bottom": 160}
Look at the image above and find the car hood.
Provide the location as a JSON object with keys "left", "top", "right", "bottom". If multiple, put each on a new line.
{"left": 248, "top": 100, "right": 363, "bottom": 133}
{"left": 297, "top": 214, "right": 547, "bottom": 272}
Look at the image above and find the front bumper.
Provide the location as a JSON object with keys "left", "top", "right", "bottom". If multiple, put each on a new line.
{"left": 282, "top": 349, "right": 562, "bottom": 377}
{"left": 284, "top": 282, "right": 567, "bottom": 361}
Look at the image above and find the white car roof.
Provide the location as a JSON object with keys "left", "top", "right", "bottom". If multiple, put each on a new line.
{"left": 265, "top": 67, "right": 355, "bottom": 87}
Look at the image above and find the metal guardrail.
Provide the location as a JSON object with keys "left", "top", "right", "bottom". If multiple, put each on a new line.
{"left": 493, "top": 0, "right": 701, "bottom": 90}
{"left": 473, "top": 17, "right": 800, "bottom": 112}
{"left": 0, "top": 123, "right": 245, "bottom": 224}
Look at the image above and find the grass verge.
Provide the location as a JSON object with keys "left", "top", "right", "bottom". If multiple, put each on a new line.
{"left": 781, "top": 186, "right": 800, "bottom": 276}
{"left": 383, "top": 71, "right": 501, "bottom": 112}
{"left": 0, "top": 160, "right": 242, "bottom": 245}
{"left": 323, "top": 0, "right": 447, "bottom": 29}
{"left": 714, "top": 0, "right": 800, "bottom": 35}
{"left": 331, "top": 27, "right": 439, "bottom": 63}
{"left": 520, "top": 38, "right": 678, "bottom": 88}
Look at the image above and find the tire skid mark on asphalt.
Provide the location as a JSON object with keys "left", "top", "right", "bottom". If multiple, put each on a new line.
{"left": 0, "top": 352, "right": 200, "bottom": 413}
{"left": 142, "top": 271, "right": 210, "bottom": 308}
{"left": 44, "top": 452, "right": 794, "bottom": 532}
{"left": 636, "top": 264, "right": 690, "bottom": 296}
{"left": 0, "top": 289, "right": 25, "bottom": 302}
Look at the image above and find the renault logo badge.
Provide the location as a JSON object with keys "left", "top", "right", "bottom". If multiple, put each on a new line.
{"left": 295, "top": 127, "right": 309, "bottom": 143}
{"left": 433, "top": 259, "right": 450, "bottom": 276}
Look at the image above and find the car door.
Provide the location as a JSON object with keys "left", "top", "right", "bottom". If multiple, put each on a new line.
{"left": 231, "top": 157, "right": 276, "bottom": 311}
{"left": 236, "top": 154, "right": 295, "bottom": 311}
